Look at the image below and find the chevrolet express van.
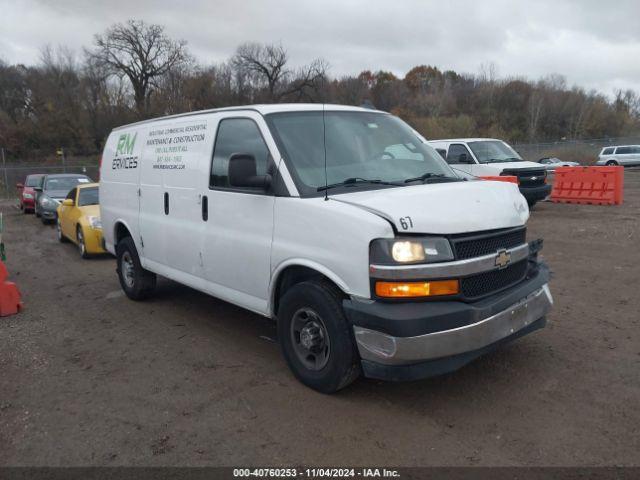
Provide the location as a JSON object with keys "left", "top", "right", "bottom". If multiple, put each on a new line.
{"left": 428, "top": 138, "right": 552, "bottom": 206}
{"left": 100, "top": 104, "right": 553, "bottom": 393}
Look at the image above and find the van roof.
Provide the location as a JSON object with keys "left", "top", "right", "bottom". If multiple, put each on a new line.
{"left": 428, "top": 138, "right": 503, "bottom": 143}
{"left": 112, "top": 103, "right": 384, "bottom": 131}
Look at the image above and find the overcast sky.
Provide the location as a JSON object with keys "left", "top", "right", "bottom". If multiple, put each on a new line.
{"left": 1, "top": 0, "right": 639, "bottom": 96}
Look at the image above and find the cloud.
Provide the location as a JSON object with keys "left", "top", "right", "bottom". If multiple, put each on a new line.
{"left": 1, "top": 0, "right": 638, "bottom": 96}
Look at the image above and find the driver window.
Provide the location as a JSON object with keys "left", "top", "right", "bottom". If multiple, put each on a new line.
{"left": 210, "top": 118, "right": 270, "bottom": 189}
{"left": 446, "top": 144, "right": 472, "bottom": 164}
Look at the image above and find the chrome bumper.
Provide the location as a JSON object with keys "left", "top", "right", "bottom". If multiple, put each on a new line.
{"left": 354, "top": 284, "right": 553, "bottom": 366}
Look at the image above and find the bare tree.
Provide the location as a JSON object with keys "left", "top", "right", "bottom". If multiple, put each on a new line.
{"left": 231, "top": 43, "right": 327, "bottom": 102}
{"left": 88, "top": 20, "right": 190, "bottom": 115}
{"left": 232, "top": 43, "right": 289, "bottom": 101}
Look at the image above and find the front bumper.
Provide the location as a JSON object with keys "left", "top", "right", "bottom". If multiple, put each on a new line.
{"left": 40, "top": 207, "right": 59, "bottom": 220}
{"left": 343, "top": 263, "right": 552, "bottom": 381}
{"left": 519, "top": 184, "right": 552, "bottom": 202}
{"left": 84, "top": 227, "right": 107, "bottom": 254}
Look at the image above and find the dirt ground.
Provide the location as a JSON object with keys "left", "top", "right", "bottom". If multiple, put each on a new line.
{"left": 1, "top": 171, "right": 639, "bottom": 467}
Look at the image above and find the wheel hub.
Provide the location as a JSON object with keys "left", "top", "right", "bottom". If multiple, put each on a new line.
{"left": 290, "top": 308, "right": 331, "bottom": 371}
{"left": 299, "top": 321, "right": 324, "bottom": 351}
{"left": 121, "top": 252, "right": 135, "bottom": 288}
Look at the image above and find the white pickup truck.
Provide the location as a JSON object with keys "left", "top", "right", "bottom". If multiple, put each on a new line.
{"left": 100, "top": 104, "right": 553, "bottom": 393}
{"left": 429, "top": 138, "right": 552, "bottom": 206}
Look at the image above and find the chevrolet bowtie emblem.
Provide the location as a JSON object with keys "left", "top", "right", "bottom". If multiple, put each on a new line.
{"left": 531, "top": 176, "right": 538, "bottom": 181}
{"left": 495, "top": 249, "right": 511, "bottom": 269}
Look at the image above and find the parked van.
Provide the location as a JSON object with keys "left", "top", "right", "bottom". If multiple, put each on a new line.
{"left": 100, "top": 105, "right": 553, "bottom": 393}
{"left": 596, "top": 145, "right": 640, "bottom": 166}
{"left": 428, "top": 138, "right": 551, "bottom": 206}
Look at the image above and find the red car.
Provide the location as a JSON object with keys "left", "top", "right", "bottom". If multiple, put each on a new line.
{"left": 17, "top": 174, "right": 45, "bottom": 213}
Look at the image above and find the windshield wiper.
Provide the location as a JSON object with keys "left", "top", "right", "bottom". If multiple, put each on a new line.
{"left": 317, "top": 177, "right": 399, "bottom": 192}
{"left": 403, "top": 173, "right": 460, "bottom": 183}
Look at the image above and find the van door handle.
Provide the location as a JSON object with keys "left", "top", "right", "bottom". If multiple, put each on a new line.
{"left": 202, "top": 195, "right": 208, "bottom": 221}
{"left": 164, "top": 192, "right": 169, "bottom": 215}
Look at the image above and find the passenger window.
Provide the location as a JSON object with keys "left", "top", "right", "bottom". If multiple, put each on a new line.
{"left": 602, "top": 147, "right": 614, "bottom": 155}
{"left": 210, "top": 118, "right": 270, "bottom": 189}
{"left": 615, "top": 146, "right": 631, "bottom": 155}
{"left": 446, "top": 144, "right": 472, "bottom": 164}
{"left": 631, "top": 146, "right": 640, "bottom": 154}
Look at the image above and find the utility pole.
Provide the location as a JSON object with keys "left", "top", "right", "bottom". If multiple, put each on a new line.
{"left": 57, "top": 148, "right": 66, "bottom": 173}
{"left": 1, "top": 147, "right": 8, "bottom": 199}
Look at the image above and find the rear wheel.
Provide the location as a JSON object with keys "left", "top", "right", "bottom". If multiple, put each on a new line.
{"left": 116, "top": 236, "right": 156, "bottom": 300}
{"left": 77, "top": 225, "right": 89, "bottom": 258}
{"left": 277, "top": 281, "right": 360, "bottom": 393}
{"left": 57, "top": 219, "right": 68, "bottom": 243}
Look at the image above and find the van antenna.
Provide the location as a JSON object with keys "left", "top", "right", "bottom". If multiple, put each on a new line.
{"left": 323, "top": 103, "right": 328, "bottom": 201}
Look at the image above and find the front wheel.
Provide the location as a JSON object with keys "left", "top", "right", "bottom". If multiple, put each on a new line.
{"left": 606, "top": 160, "right": 618, "bottom": 166}
{"left": 116, "top": 236, "right": 156, "bottom": 300}
{"left": 277, "top": 281, "right": 360, "bottom": 393}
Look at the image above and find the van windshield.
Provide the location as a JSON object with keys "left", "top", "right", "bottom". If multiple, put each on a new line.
{"left": 468, "top": 140, "right": 524, "bottom": 163}
{"left": 266, "top": 111, "right": 456, "bottom": 196}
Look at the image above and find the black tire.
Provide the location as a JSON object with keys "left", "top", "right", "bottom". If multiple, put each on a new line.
{"left": 277, "top": 280, "right": 361, "bottom": 393}
{"left": 57, "top": 219, "right": 69, "bottom": 243}
{"left": 116, "top": 236, "right": 156, "bottom": 300}
{"left": 527, "top": 199, "right": 537, "bottom": 208}
{"left": 76, "top": 225, "right": 89, "bottom": 259}
{"left": 606, "top": 160, "right": 618, "bottom": 166}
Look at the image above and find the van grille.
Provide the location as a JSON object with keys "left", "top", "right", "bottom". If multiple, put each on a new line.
{"left": 461, "top": 260, "right": 528, "bottom": 299}
{"left": 451, "top": 228, "right": 526, "bottom": 260}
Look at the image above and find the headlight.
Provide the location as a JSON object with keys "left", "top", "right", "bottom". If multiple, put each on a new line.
{"left": 40, "top": 196, "right": 56, "bottom": 207}
{"left": 370, "top": 237, "right": 454, "bottom": 265}
{"left": 23, "top": 193, "right": 34, "bottom": 199}
{"left": 88, "top": 216, "right": 102, "bottom": 229}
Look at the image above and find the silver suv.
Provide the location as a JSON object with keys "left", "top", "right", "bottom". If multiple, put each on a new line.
{"left": 596, "top": 145, "right": 640, "bottom": 166}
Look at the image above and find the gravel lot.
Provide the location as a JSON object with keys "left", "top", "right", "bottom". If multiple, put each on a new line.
{"left": 1, "top": 172, "right": 639, "bottom": 467}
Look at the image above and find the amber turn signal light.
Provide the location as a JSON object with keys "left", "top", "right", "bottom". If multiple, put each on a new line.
{"left": 375, "top": 279, "right": 459, "bottom": 298}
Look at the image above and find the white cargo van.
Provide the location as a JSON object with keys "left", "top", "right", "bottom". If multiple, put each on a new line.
{"left": 100, "top": 105, "right": 553, "bottom": 393}
{"left": 428, "top": 138, "right": 552, "bottom": 206}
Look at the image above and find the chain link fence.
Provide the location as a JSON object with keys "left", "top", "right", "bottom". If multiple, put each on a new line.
{"left": 1, "top": 163, "right": 100, "bottom": 199}
{"left": 2, "top": 135, "right": 639, "bottom": 198}
{"left": 513, "top": 136, "right": 640, "bottom": 164}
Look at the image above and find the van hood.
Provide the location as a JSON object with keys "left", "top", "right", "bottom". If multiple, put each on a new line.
{"left": 479, "top": 160, "right": 543, "bottom": 170}
{"left": 331, "top": 181, "right": 529, "bottom": 234}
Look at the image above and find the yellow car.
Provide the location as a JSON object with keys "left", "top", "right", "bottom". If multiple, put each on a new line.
{"left": 56, "top": 182, "right": 106, "bottom": 258}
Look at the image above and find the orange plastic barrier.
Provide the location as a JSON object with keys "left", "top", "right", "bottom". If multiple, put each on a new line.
{"left": 480, "top": 176, "right": 518, "bottom": 184}
{"left": 0, "top": 261, "right": 22, "bottom": 317}
{"left": 551, "top": 166, "right": 623, "bottom": 205}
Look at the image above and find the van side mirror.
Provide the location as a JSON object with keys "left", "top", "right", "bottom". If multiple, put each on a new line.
{"left": 228, "top": 153, "right": 271, "bottom": 190}
{"left": 62, "top": 199, "right": 74, "bottom": 207}
{"left": 34, "top": 186, "right": 43, "bottom": 192}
